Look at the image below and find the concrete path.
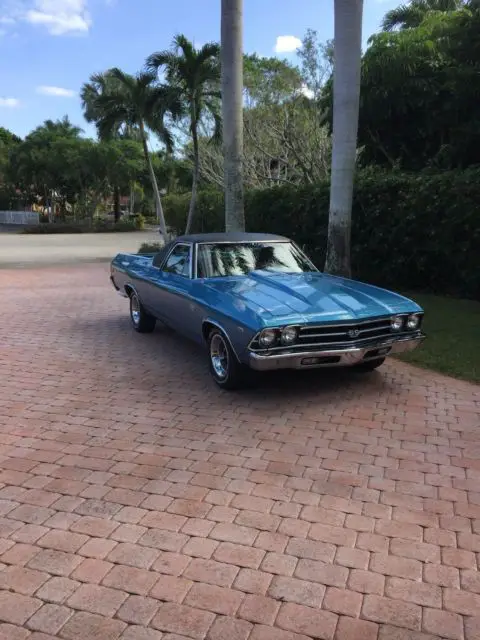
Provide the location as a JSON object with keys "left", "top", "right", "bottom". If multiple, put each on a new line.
{"left": 0, "top": 263, "right": 479, "bottom": 640}
{"left": 0, "top": 230, "right": 161, "bottom": 268}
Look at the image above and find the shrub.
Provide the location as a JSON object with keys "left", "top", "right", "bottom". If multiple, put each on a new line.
{"left": 21, "top": 216, "right": 144, "bottom": 234}
{"left": 138, "top": 242, "right": 163, "bottom": 254}
{"left": 163, "top": 169, "right": 480, "bottom": 299}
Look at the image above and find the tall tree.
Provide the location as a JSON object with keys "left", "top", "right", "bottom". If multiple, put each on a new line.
{"left": 146, "top": 35, "right": 220, "bottom": 234}
{"left": 81, "top": 69, "right": 180, "bottom": 237}
{"left": 324, "top": 0, "right": 364, "bottom": 278}
{"left": 381, "top": 0, "right": 463, "bottom": 31}
{"left": 221, "top": 0, "right": 245, "bottom": 232}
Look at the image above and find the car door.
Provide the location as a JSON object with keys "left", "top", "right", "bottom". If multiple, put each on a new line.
{"left": 155, "top": 243, "right": 197, "bottom": 337}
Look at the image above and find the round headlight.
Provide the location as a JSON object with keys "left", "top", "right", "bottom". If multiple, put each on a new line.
{"left": 407, "top": 314, "right": 420, "bottom": 330}
{"left": 258, "top": 328, "right": 277, "bottom": 347}
{"left": 281, "top": 326, "right": 298, "bottom": 345}
{"left": 391, "top": 315, "right": 404, "bottom": 331}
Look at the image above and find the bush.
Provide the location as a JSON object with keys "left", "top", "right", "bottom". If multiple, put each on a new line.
{"left": 163, "top": 169, "right": 480, "bottom": 299}
{"left": 138, "top": 242, "right": 163, "bottom": 254}
{"left": 22, "top": 216, "right": 145, "bottom": 234}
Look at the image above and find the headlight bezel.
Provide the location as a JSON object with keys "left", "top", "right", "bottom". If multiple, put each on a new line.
{"left": 258, "top": 328, "right": 278, "bottom": 348}
{"left": 391, "top": 315, "right": 404, "bottom": 331}
{"left": 280, "top": 325, "right": 299, "bottom": 345}
{"left": 406, "top": 313, "right": 422, "bottom": 330}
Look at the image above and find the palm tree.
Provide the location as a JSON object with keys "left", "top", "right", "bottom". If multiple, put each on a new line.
{"left": 146, "top": 35, "right": 221, "bottom": 234}
{"left": 221, "top": 0, "right": 245, "bottom": 232}
{"left": 324, "top": 0, "right": 364, "bottom": 278}
{"left": 381, "top": 0, "right": 463, "bottom": 31}
{"left": 81, "top": 68, "right": 181, "bottom": 237}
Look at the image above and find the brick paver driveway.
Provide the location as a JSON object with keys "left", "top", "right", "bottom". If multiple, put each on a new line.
{"left": 0, "top": 264, "right": 479, "bottom": 640}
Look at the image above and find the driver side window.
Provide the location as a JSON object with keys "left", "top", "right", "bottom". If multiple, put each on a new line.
{"left": 163, "top": 244, "right": 191, "bottom": 278}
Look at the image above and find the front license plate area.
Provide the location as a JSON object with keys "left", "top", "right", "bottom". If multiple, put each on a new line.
{"left": 366, "top": 346, "right": 391, "bottom": 358}
{"left": 302, "top": 357, "right": 321, "bottom": 366}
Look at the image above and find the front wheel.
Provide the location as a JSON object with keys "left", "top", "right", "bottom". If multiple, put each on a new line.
{"left": 130, "top": 292, "right": 156, "bottom": 333}
{"left": 354, "top": 357, "right": 385, "bottom": 372}
{"left": 208, "top": 330, "right": 248, "bottom": 390}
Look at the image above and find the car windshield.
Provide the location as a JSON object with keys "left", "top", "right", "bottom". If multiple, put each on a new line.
{"left": 196, "top": 242, "right": 317, "bottom": 278}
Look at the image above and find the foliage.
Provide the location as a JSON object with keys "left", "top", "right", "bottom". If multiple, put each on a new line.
{"left": 147, "top": 34, "right": 221, "bottom": 233}
{"left": 398, "top": 293, "right": 480, "bottom": 383}
{"left": 297, "top": 29, "right": 334, "bottom": 99}
{"left": 8, "top": 119, "right": 145, "bottom": 219}
{"left": 243, "top": 54, "right": 303, "bottom": 105}
{"left": 21, "top": 217, "right": 143, "bottom": 234}
{"left": 138, "top": 241, "right": 163, "bottom": 254}
{"left": 381, "top": 0, "right": 465, "bottom": 31}
{"left": 322, "top": 4, "right": 480, "bottom": 170}
{"left": 163, "top": 169, "right": 480, "bottom": 299}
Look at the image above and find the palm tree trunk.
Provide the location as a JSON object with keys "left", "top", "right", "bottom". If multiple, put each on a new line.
{"left": 324, "top": 0, "right": 364, "bottom": 278}
{"left": 139, "top": 121, "right": 168, "bottom": 240}
{"left": 185, "top": 115, "right": 199, "bottom": 235}
{"left": 113, "top": 185, "right": 121, "bottom": 223}
{"left": 221, "top": 0, "right": 245, "bottom": 232}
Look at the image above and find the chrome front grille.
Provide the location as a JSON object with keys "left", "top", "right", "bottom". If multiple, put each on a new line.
{"left": 249, "top": 316, "right": 421, "bottom": 353}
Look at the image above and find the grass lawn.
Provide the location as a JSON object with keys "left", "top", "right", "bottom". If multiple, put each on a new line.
{"left": 397, "top": 293, "right": 480, "bottom": 383}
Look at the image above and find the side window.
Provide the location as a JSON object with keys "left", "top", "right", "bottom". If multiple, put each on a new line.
{"left": 163, "top": 244, "right": 191, "bottom": 277}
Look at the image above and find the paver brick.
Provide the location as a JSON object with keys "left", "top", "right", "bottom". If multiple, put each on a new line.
{"left": 334, "top": 616, "right": 379, "bottom": 640}
{"left": 362, "top": 594, "right": 422, "bottom": 630}
{"left": 26, "top": 603, "right": 72, "bottom": 635}
{"left": 103, "top": 564, "right": 158, "bottom": 595}
{"left": 2, "top": 264, "right": 480, "bottom": 640}
{"left": 237, "top": 594, "right": 280, "bottom": 625}
{"left": 268, "top": 574, "right": 325, "bottom": 607}
{"left": 116, "top": 596, "right": 160, "bottom": 626}
{"left": 184, "top": 583, "right": 244, "bottom": 616}
{"left": 0, "top": 591, "right": 42, "bottom": 624}
{"left": 60, "top": 611, "right": 127, "bottom": 640}
{"left": 422, "top": 608, "right": 464, "bottom": 640}
{"left": 385, "top": 577, "right": 441, "bottom": 607}
{"left": 206, "top": 615, "right": 253, "bottom": 640}
{"left": 276, "top": 602, "right": 338, "bottom": 639}
{"left": 151, "top": 602, "right": 216, "bottom": 638}
{"left": 183, "top": 558, "right": 239, "bottom": 587}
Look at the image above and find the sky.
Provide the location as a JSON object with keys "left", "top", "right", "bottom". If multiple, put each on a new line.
{"left": 0, "top": 0, "right": 400, "bottom": 139}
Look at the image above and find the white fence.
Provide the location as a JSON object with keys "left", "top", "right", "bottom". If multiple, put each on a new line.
{"left": 0, "top": 211, "right": 40, "bottom": 225}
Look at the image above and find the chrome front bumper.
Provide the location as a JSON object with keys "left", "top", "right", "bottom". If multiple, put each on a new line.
{"left": 248, "top": 334, "right": 425, "bottom": 372}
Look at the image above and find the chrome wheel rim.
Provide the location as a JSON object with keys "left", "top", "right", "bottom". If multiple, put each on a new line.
{"left": 210, "top": 334, "right": 229, "bottom": 380}
{"left": 130, "top": 294, "right": 140, "bottom": 326}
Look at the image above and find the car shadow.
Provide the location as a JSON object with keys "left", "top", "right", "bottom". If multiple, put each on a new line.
{"left": 72, "top": 314, "right": 397, "bottom": 405}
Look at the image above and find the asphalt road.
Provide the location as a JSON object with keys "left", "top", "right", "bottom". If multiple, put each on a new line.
{"left": 0, "top": 229, "right": 162, "bottom": 267}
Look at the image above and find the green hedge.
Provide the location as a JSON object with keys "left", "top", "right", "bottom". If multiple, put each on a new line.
{"left": 164, "top": 169, "right": 480, "bottom": 299}
{"left": 21, "top": 216, "right": 144, "bottom": 234}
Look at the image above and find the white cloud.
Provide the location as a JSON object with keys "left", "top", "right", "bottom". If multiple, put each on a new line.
{"left": 274, "top": 35, "right": 302, "bottom": 54}
{"left": 0, "top": 97, "right": 20, "bottom": 107}
{"left": 1, "top": 1, "right": 91, "bottom": 35}
{"left": 37, "top": 85, "right": 76, "bottom": 97}
{"left": 25, "top": 0, "right": 91, "bottom": 35}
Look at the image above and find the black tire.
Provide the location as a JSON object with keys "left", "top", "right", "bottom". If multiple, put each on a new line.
{"left": 129, "top": 291, "right": 156, "bottom": 333}
{"left": 355, "top": 357, "right": 385, "bottom": 372}
{"left": 208, "top": 329, "right": 248, "bottom": 390}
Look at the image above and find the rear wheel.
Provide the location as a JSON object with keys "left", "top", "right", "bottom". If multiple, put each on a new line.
{"left": 129, "top": 292, "right": 156, "bottom": 333}
{"left": 208, "top": 329, "right": 248, "bottom": 390}
{"left": 355, "top": 357, "right": 385, "bottom": 372}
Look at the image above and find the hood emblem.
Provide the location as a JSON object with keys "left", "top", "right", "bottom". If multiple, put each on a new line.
{"left": 348, "top": 328, "right": 360, "bottom": 338}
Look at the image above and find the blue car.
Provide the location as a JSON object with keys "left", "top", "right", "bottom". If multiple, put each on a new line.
{"left": 110, "top": 233, "right": 425, "bottom": 389}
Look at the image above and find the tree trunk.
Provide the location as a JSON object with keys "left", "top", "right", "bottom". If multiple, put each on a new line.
{"left": 129, "top": 182, "right": 135, "bottom": 214}
{"left": 185, "top": 114, "right": 199, "bottom": 235}
{"left": 324, "top": 0, "right": 364, "bottom": 278}
{"left": 140, "top": 121, "right": 168, "bottom": 240}
{"left": 221, "top": 0, "right": 245, "bottom": 232}
{"left": 113, "top": 185, "right": 121, "bottom": 223}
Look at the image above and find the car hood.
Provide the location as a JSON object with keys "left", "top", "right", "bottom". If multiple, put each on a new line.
{"left": 202, "top": 271, "right": 422, "bottom": 327}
